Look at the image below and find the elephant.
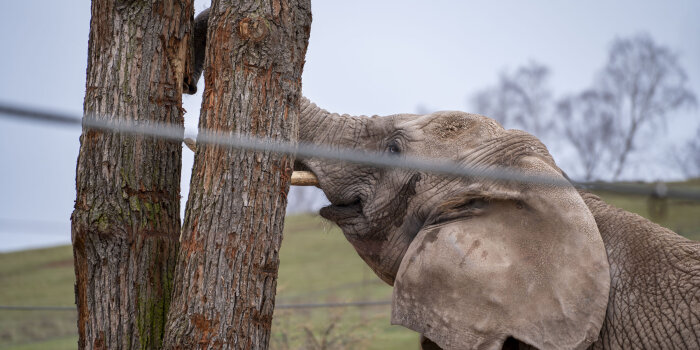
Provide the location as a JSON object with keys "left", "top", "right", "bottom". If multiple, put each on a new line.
{"left": 290, "top": 101, "right": 700, "bottom": 350}
{"left": 185, "top": 9, "right": 700, "bottom": 350}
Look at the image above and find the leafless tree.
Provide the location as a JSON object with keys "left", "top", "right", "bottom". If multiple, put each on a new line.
{"left": 673, "top": 125, "right": 700, "bottom": 178}
{"left": 471, "top": 61, "right": 553, "bottom": 138}
{"left": 557, "top": 90, "right": 620, "bottom": 180}
{"left": 597, "top": 34, "right": 696, "bottom": 179}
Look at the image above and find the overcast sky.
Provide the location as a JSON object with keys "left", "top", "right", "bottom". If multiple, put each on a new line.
{"left": 1, "top": 0, "right": 698, "bottom": 251}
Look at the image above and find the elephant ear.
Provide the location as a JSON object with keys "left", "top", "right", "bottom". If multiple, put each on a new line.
{"left": 391, "top": 157, "right": 610, "bottom": 350}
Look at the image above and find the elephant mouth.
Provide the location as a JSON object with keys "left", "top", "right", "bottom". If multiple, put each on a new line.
{"left": 319, "top": 198, "right": 363, "bottom": 224}
{"left": 294, "top": 159, "right": 365, "bottom": 225}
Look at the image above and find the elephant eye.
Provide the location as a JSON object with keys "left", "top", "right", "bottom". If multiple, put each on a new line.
{"left": 387, "top": 141, "right": 401, "bottom": 154}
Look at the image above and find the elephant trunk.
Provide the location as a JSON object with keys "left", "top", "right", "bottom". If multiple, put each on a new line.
{"left": 298, "top": 97, "right": 367, "bottom": 147}
{"left": 294, "top": 98, "right": 370, "bottom": 210}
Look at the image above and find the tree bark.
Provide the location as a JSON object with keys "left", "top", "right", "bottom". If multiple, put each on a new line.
{"left": 72, "top": 1, "right": 192, "bottom": 349}
{"left": 163, "top": 0, "right": 311, "bottom": 349}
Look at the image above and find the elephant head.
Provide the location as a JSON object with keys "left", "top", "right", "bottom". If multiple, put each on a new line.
{"left": 296, "top": 100, "right": 611, "bottom": 350}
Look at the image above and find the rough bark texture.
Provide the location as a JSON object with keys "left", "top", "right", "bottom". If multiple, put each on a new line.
{"left": 72, "top": 1, "right": 192, "bottom": 349}
{"left": 162, "top": 0, "right": 311, "bottom": 348}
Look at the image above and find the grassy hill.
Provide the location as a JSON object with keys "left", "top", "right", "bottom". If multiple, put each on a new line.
{"left": 0, "top": 216, "right": 417, "bottom": 350}
{"left": 1, "top": 180, "right": 698, "bottom": 349}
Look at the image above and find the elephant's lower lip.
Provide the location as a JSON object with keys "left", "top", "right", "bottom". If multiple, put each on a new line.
{"left": 319, "top": 199, "right": 362, "bottom": 222}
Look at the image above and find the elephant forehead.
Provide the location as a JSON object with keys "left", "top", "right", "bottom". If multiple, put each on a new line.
{"left": 391, "top": 111, "right": 505, "bottom": 158}
{"left": 395, "top": 111, "right": 502, "bottom": 137}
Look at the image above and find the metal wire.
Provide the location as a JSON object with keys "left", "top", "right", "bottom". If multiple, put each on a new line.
{"left": 1, "top": 101, "right": 700, "bottom": 201}
{"left": 0, "top": 305, "right": 76, "bottom": 311}
{"left": 276, "top": 300, "right": 390, "bottom": 309}
{"left": 0, "top": 301, "right": 391, "bottom": 311}
{"left": 278, "top": 280, "right": 383, "bottom": 303}
{"left": 0, "top": 218, "right": 70, "bottom": 233}
{"left": 0, "top": 101, "right": 697, "bottom": 316}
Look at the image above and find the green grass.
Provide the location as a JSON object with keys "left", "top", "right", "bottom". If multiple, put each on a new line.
{"left": 0, "top": 217, "right": 416, "bottom": 350}
{"left": 0, "top": 245, "right": 76, "bottom": 350}
{"left": 1, "top": 179, "right": 698, "bottom": 349}
{"left": 2, "top": 337, "right": 77, "bottom": 350}
{"left": 269, "top": 215, "right": 418, "bottom": 349}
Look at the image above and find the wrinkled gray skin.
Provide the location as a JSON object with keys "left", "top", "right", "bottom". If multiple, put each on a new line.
{"left": 186, "top": 9, "right": 699, "bottom": 349}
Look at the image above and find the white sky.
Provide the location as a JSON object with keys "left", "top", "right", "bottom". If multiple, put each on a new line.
{"left": 1, "top": 0, "right": 698, "bottom": 251}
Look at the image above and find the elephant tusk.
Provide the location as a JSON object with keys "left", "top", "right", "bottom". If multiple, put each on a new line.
{"left": 184, "top": 138, "right": 197, "bottom": 152}
{"left": 290, "top": 171, "right": 319, "bottom": 186}
{"left": 183, "top": 138, "right": 319, "bottom": 186}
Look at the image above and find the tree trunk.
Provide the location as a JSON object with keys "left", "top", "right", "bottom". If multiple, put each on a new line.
{"left": 162, "top": 0, "right": 311, "bottom": 348}
{"left": 72, "top": 1, "right": 192, "bottom": 349}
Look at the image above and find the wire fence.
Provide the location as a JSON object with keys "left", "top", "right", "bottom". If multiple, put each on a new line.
{"left": 2, "top": 101, "right": 700, "bottom": 201}
{"left": 0, "top": 100, "right": 699, "bottom": 319}
{"left": 0, "top": 300, "right": 391, "bottom": 312}
{"left": 0, "top": 218, "right": 70, "bottom": 234}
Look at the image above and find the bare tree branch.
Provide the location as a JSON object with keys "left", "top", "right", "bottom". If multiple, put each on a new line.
{"left": 673, "top": 125, "right": 700, "bottom": 178}
{"left": 557, "top": 90, "right": 620, "bottom": 180}
{"left": 597, "top": 34, "right": 697, "bottom": 179}
{"left": 471, "top": 61, "right": 553, "bottom": 139}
